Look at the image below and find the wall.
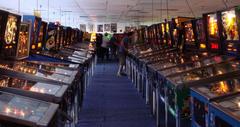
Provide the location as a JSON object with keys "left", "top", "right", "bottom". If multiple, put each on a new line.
{"left": 82, "top": 22, "right": 139, "bottom": 34}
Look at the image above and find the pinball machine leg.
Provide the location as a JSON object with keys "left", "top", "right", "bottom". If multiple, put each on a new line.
{"left": 88, "top": 67, "right": 90, "bottom": 86}
{"left": 139, "top": 73, "right": 143, "bottom": 93}
{"left": 84, "top": 73, "right": 87, "bottom": 92}
{"left": 131, "top": 62, "right": 134, "bottom": 82}
{"left": 126, "top": 58, "right": 129, "bottom": 76}
{"left": 176, "top": 107, "right": 181, "bottom": 127}
{"left": 142, "top": 74, "right": 146, "bottom": 98}
{"left": 137, "top": 70, "right": 140, "bottom": 91}
{"left": 153, "top": 86, "right": 156, "bottom": 116}
{"left": 132, "top": 65, "right": 135, "bottom": 83}
{"left": 135, "top": 66, "right": 138, "bottom": 88}
{"left": 156, "top": 87, "right": 159, "bottom": 127}
{"left": 165, "top": 87, "right": 168, "bottom": 127}
{"left": 146, "top": 76, "right": 149, "bottom": 104}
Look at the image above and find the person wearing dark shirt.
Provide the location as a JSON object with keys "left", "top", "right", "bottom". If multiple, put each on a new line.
{"left": 117, "top": 33, "right": 129, "bottom": 76}
{"left": 96, "top": 34, "right": 103, "bottom": 61}
{"left": 109, "top": 34, "right": 118, "bottom": 60}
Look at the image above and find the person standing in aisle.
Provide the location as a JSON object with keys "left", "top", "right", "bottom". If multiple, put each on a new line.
{"left": 109, "top": 34, "right": 118, "bottom": 60}
{"left": 102, "top": 33, "right": 110, "bottom": 61}
{"left": 117, "top": 33, "right": 130, "bottom": 76}
{"left": 96, "top": 34, "right": 103, "bottom": 61}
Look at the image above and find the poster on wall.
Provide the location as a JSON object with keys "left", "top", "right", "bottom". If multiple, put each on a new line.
{"left": 97, "top": 24, "right": 103, "bottom": 32}
{"left": 104, "top": 24, "right": 111, "bottom": 31}
{"left": 111, "top": 23, "right": 117, "bottom": 33}
{"left": 80, "top": 24, "right": 86, "bottom": 32}
{"left": 130, "top": 27, "right": 137, "bottom": 31}
{"left": 88, "top": 24, "right": 94, "bottom": 32}
{"left": 125, "top": 26, "right": 130, "bottom": 33}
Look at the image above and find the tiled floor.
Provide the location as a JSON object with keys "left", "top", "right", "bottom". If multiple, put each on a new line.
{"left": 77, "top": 62, "right": 156, "bottom": 127}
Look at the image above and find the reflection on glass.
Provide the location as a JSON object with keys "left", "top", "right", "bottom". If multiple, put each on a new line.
{"left": 0, "top": 92, "right": 50, "bottom": 122}
{"left": 0, "top": 77, "right": 61, "bottom": 95}
{"left": 169, "top": 61, "right": 240, "bottom": 84}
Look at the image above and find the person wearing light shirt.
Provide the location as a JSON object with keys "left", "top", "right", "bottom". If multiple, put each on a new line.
{"left": 101, "top": 33, "right": 110, "bottom": 60}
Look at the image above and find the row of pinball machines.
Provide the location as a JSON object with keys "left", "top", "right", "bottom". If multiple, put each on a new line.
{"left": 0, "top": 9, "right": 96, "bottom": 127}
{"left": 127, "top": 6, "right": 240, "bottom": 127}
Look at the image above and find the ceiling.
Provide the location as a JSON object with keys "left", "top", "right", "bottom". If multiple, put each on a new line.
{"left": 0, "top": 0, "right": 239, "bottom": 27}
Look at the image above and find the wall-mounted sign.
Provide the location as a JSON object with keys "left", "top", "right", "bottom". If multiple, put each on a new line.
{"left": 111, "top": 23, "right": 117, "bottom": 33}
{"left": 97, "top": 24, "right": 103, "bottom": 32}
{"left": 80, "top": 24, "right": 86, "bottom": 32}
{"left": 88, "top": 24, "right": 94, "bottom": 32}
{"left": 104, "top": 24, "right": 111, "bottom": 31}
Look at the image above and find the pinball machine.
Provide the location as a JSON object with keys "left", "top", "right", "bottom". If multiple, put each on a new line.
{"left": 66, "top": 27, "right": 72, "bottom": 46}
{"left": 58, "top": 27, "right": 95, "bottom": 77}
{"left": 0, "top": 16, "right": 82, "bottom": 126}
{"left": 155, "top": 10, "right": 237, "bottom": 126}
{"left": 0, "top": 74, "right": 71, "bottom": 126}
{"left": 62, "top": 26, "right": 67, "bottom": 47}
{"left": 75, "top": 28, "right": 81, "bottom": 43}
{"left": 58, "top": 32, "right": 94, "bottom": 82}
{"left": 37, "top": 21, "right": 48, "bottom": 54}
{"left": 127, "top": 18, "right": 194, "bottom": 108}
{"left": 23, "top": 15, "right": 42, "bottom": 54}
{"left": 147, "top": 26, "right": 152, "bottom": 45}
{"left": 157, "top": 10, "right": 240, "bottom": 77}
{"left": 55, "top": 24, "right": 61, "bottom": 51}
{"left": 0, "top": 10, "right": 21, "bottom": 59}
{"left": 208, "top": 93, "right": 240, "bottom": 127}
{"left": 16, "top": 22, "right": 31, "bottom": 60}
{"left": 70, "top": 28, "right": 75, "bottom": 45}
{"left": 189, "top": 7, "right": 240, "bottom": 127}
{"left": 203, "top": 12, "right": 222, "bottom": 54}
{"left": 72, "top": 28, "right": 78, "bottom": 44}
{"left": 190, "top": 78, "right": 240, "bottom": 127}
{"left": 138, "top": 18, "right": 193, "bottom": 66}
{"left": 34, "top": 22, "right": 88, "bottom": 65}
{"left": 144, "top": 18, "right": 219, "bottom": 119}
{"left": 149, "top": 18, "right": 218, "bottom": 73}
{"left": 220, "top": 7, "right": 240, "bottom": 55}
{"left": 164, "top": 60, "right": 240, "bottom": 127}
{"left": 165, "top": 20, "right": 173, "bottom": 48}
{"left": 29, "top": 21, "right": 93, "bottom": 96}
{"left": 59, "top": 26, "right": 67, "bottom": 50}
{"left": 129, "top": 21, "right": 176, "bottom": 95}
{"left": 144, "top": 17, "right": 195, "bottom": 66}
{"left": 0, "top": 91, "right": 59, "bottom": 127}
{"left": 151, "top": 17, "right": 236, "bottom": 127}
{"left": 16, "top": 21, "right": 81, "bottom": 79}
{"left": 150, "top": 24, "right": 158, "bottom": 48}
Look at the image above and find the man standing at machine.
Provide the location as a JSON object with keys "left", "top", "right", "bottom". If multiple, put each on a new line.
{"left": 117, "top": 32, "right": 130, "bottom": 76}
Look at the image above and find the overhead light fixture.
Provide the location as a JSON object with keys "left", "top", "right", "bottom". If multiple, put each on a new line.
{"left": 155, "top": 8, "right": 178, "bottom": 11}
{"left": 139, "top": 11, "right": 149, "bottom": 14}
{"left": 62, "top": 11, "right": 72, "bottom": 13}
{"left": 129, "top": 10, "right": 141, "bottom": 12}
